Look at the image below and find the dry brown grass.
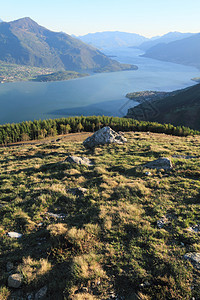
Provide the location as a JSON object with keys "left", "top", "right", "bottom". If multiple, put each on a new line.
{"left": 48, "top": 223, "right": 68, "bottom": 236}
{"left": 72, "top": 253, "right": 106, "bottom": 281}
{"left": 17, "top": 256, "right": 51, "bottom": 285}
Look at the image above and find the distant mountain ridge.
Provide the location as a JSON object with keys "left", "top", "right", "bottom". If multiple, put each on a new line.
{"left": 0, "top": 17, "right": 136, "bottom": 72}
{"left": 138, "top": 31, "right": 194, "bottom": 50}
{"left": 142, "top": 33, "right": 200, "bottom": 69}
{"left": 78, "top": 31, "right": 148, "bottom": 49}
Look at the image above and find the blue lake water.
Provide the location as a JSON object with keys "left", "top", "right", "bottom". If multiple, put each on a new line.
{"left": 0, "top": 48, "right": 199, "bottom": 124}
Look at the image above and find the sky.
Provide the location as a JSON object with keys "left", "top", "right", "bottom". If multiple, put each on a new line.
{"left": 1, "top": 0, "right": 200, "bottom": 37}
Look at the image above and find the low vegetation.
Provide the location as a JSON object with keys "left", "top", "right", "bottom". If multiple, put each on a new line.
{"left": 0, "top": 131, "right": 199, "bottom": 299}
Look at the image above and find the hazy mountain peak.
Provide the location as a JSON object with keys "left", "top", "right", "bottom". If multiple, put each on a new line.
{"left": 78, "top": 31, "right": 148, "bottom": 49}
{"left": 138, "top": 31, "right": 194, "bottom": 50}
{"left": 0, "top": 17, "right": 137, "bottom": 72}
{"left": 9, "top": 17, "right": 40, "bottom": 29}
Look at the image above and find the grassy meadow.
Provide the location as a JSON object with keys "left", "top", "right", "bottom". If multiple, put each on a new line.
{"left": 0, "top": 131, "right": 199, "bottom": 299}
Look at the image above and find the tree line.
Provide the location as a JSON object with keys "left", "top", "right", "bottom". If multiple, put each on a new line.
{"left": 0, "top": 116, "right": 199, "bottom": 145}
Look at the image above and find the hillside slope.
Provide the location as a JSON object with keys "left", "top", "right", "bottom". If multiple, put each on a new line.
{"left": 142, "top": 33, "right": 200, "bottom": 69}
{"left": 0, "top": 131, "right": 199, "bottom": 299}
{"left": 126, "top": 84, "right": 200, "bottom": 130}
{"left": 0, "top": 18, "right": 137, "bottom": 72}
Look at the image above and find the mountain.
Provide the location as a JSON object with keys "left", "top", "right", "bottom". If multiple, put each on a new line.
{"left": 141, "top": 33, "right": 200, "bottom": 69}
{"left": 0, "top": 18, "right": 137, "bottom": 72}
{"left": 126, "top": 84, "right": 200, "bottom": 130}
{"left": 138, "top": 31, "right": 194, "bottom": 51}
{"left": 78, "top": 31, "right": 148, "bottom": 49}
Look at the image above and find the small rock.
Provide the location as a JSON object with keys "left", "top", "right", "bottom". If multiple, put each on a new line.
{"left": 83, "top": 126, "right": 127, "bottom": 149}
{"left": 184, "top": 252, "right": 200, "bottom": 270}
{"left": 27, "top": 293, "right": 34, "bottom": 300}
{"left": 187, "top": 224, "right": 200, "bottom": 234}
{"left": 37, "top": 223, "right": 43, "bottom": 227}
{"left": 144, "top": 157, "right": 173, "bottom": 170}
{"left": 145, "top": 171, "right": 151, "bottom": 176}
{"left": 157, "top": 216, "right": 169, "bottom": 229}
{"left": 7, "top": 232, "right": 22, "bottom": 238}
{"left": 8, "top": 273, "right": 23, "bottom": 288}
{"left": 144, "top": 280, "right": 150, "bottom": 286}
{"left": 6, "top": 261, "right": 14, "bottom": 272}
{"left": 35, "top": 286, "right": 47, "bottom": 300}
{"left": 181, "top": 242, "right": 184, "bottom": 246}
{"left": 65, "top": 155, "right": 94, "bottom": 166}
{"left": 68, "top": 187, "right": 88, "bottom": 196}
{"left": 46, "top": 212, "right": 66, "bottom": 219}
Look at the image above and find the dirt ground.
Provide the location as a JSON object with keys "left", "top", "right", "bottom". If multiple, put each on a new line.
{"left": 3, "top": 132, "right": 93, "bottom": 148}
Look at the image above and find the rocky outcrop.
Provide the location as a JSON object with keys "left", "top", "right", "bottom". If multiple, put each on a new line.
{"left": 143, "top": 158, "right": 173, "bottom": 170}
{"left": 83, "top": 126, "right": 127, "bottom": 149}
{"left": 65, "top": 156, "right": 94, "bottom": 166}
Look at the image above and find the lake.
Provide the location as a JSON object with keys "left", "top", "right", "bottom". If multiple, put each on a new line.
{"left": 0, "top": 48, "right": 199, "bottom": 124}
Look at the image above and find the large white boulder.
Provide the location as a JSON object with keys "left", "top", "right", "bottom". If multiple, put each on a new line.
{"left": 83, "top": 126, "right": 127, "bottom": 149}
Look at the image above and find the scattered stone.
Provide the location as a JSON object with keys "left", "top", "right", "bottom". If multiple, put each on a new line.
{"left": 83, "top": 126, "right": 127, "bottom": 149}
{"left": 144, "top": 157, "right": 173, "bottom": 170}
{"left": 7, "top": 232, "right": 22, "bottom": 238}
{"left": 68, "top": 187, "right": 88, "bottom": 196}
{"left": 6, "top": 261, "right": 14, "bottom": 272}
{"left": 187, "top": 224, "right": 200, "bottom": 234}
{"left": 37, "top": 223, "right": 43, "bottom": 227}
{"left": 184, "top": 252, "right": 200, "bottom": 270}
{"left": 145, "top": 171, "right": 151, "bottom": 176}
{"left": 8, "top": 273, "right": 23, "bottom": 288}
{"left": 144, "top": 280, "right": 150, "bottom": 287}
{"left": 65, "top": 155, "right": 94, "bottom": 166}
{"left": 27, "top": 293, "right": 34, "bottom": 300}
{"left": 46, "top": 212, "right": 66, "bottom": 219}
{"left": 157, "top": 216, "right": 170, "bottom": 229}
{"left": 35, "top": 286, "right": 47, "bottom": 300}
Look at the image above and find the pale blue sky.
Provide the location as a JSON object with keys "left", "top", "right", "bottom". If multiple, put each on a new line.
{"left": 1, "top": 0, "right": 199, "bottom": 37}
